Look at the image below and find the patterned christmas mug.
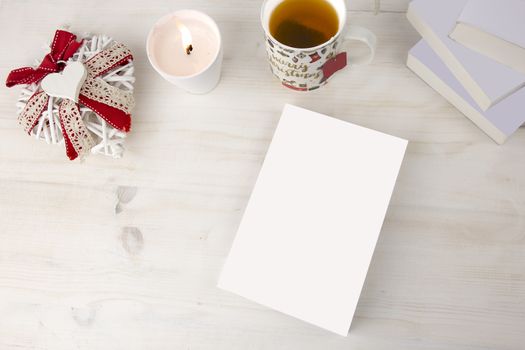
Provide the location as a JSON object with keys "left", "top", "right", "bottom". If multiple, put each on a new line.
{"left": 261, "top": 0, "right": 377, "bottom": 91}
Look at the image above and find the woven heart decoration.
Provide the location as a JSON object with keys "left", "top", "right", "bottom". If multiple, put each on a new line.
{"left": 6, "top": 29, "right": 136, "bottom": 160}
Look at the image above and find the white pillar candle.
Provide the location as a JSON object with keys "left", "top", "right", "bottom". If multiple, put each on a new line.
{"left": 147, "top": 10, "right": 223, "bottom": 94}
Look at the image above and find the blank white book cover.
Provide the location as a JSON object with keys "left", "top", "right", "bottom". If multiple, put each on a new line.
{"left": 218, "top": 104, "right": 408, "bottom": 336}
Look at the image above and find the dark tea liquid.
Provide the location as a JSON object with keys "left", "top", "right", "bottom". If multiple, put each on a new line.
{"left": 269, "top": 0, "right": 339, "bottom": 48}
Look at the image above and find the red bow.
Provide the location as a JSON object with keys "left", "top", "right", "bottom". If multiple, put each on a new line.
{"left": 5, "top": 30, "right": 83, "bottom": 87}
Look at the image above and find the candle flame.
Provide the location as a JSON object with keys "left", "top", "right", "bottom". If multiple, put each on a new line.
{"left": 176, "top": 20, "right": 193, "bottom": 55}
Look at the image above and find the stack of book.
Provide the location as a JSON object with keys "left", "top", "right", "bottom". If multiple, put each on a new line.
{"left": 406, "top": 0, "right": 525, "bottom": 144}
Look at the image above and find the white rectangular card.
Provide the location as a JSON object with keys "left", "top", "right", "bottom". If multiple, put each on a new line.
{"left": 218, "top": 105, "right": 408, "bottom": 336}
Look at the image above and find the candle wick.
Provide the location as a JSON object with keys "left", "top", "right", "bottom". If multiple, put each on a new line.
{"left": 186, "top": 44, "right": 193, "bottom": 55}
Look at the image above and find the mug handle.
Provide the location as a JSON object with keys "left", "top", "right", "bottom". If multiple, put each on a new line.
{"left": 343, "top": 25, "right": 377, "bottom": 66}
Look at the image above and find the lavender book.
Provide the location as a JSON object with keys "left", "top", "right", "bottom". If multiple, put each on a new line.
{"left": 449, "top": 0, "right": 525, "bottom": 75}
{"left": 407, "top": 40, "right": 525, "bottom": 144}
{"left": 407, "top": 0, "right": 525, "bottom": 111}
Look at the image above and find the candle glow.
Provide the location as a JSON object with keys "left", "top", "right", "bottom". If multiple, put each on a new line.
{"left": 176, "top": 21, "right": 193, "bottom": 55}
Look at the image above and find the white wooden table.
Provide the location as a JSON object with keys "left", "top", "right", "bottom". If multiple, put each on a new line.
{"left": 1, "top": 1, "right": 524, "bottom": 349}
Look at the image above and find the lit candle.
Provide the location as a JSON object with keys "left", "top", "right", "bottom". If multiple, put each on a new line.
{"left": 147, "top": 10, "right": 223, "bottom": 94}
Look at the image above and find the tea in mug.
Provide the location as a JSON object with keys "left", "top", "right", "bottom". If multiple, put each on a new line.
{"left": 269, "top": 0, "right": 339, "bottom": 48}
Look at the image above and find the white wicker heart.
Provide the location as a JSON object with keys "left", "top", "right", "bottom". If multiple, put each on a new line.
{"left": 16, "top": 34, "right": 135, "bottom": 159}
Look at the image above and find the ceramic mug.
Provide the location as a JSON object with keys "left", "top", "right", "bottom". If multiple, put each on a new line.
{"left": 261, "top": 0, "right": 377, "bottom": 91}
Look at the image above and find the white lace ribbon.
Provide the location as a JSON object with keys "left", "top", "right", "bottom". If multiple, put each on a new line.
{"left": 59, "top": 99, "right": 95, "bottom": 158}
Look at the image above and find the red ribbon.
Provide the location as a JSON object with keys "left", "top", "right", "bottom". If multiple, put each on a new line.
{"left": 320, "top": 52, "right": 347, "bottom": 84}
{"left": 5, "top": 30, "right": 82, "bottom": 87}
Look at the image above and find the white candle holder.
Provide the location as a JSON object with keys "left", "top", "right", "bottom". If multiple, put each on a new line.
{"left": 147, "top": 10, "right": 223, "bottom": 94}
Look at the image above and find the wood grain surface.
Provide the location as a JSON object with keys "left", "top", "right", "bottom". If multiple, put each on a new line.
{"left": 0, "top": 1, "right": 524, "bottom": 349}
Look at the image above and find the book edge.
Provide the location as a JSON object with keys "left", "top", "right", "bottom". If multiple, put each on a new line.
{"left": 407, "top": 4, "right": 493, "bottom": 111}
{"left": 450, "top": 23, "right": 525, "bottom": 75}
{"left": 406, "top": 50, "right": 507, "bottom": 145}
